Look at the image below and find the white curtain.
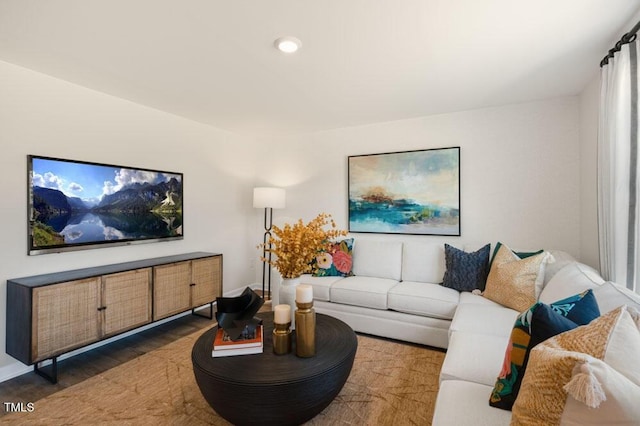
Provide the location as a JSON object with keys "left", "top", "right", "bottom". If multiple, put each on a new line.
{"left": 598, "top": 40, "right": 640, "bottom": 293}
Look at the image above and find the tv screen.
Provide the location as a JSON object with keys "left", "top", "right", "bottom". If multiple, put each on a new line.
{"left": 28, "top": 155, "right": 183, "bottom": 255}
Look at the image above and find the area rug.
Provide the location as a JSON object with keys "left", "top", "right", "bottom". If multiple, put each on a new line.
{"left": 2, "top": 328, "right": 445, "bottom": 425}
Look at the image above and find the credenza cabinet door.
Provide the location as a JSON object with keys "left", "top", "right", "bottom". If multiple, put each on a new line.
{"left": 102, "top": 268, "right": 152, "bottom": 337}
{"left": 153, "top": 261, "right": 192, "bottom": 320}
{"left": 191, "top": 257, "right": 221, "bottom": 307}
{"left": 32, "top": 278, "right": 101, "bottom": 362}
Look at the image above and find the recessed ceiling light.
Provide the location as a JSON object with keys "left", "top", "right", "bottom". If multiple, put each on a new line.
{"left": 274, "top": 36, "right": 302, "bottom": 54}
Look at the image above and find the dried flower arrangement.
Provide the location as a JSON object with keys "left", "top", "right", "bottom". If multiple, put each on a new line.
{"left": 259, "top": 213, "right": 347, "bottom": 279}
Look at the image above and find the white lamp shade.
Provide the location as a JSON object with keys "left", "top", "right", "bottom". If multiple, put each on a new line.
{"left": 253, "top": 187, "right": 286, "bottom": 209}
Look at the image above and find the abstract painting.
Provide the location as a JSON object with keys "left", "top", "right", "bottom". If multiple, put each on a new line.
{"left": 348, "top": 147, "right": 460, "bottom": 235}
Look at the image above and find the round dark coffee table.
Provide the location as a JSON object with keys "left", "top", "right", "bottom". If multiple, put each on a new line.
{"left": 192, "top": 312, "right": 358, "bottom": 426}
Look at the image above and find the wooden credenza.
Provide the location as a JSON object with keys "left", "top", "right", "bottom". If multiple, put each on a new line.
{"left": 6, "top": 252, "right": 222, "bottom": 383}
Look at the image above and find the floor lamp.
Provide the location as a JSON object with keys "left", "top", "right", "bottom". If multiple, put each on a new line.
{"left": 253, "top": 187, "right": 286, "bottom": 300}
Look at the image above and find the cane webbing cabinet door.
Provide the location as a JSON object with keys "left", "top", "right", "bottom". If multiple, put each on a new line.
{"left": 191, "top": 256, "right": 221, "bottom": 307}
{"left": 153, "top": 261, "right": 192, "bottom": 320}
{"left": 102, "top": 268, "right": 152, "bottom": 337}
{"left": 32, "top": 277, "right": 101, "bottom": 362}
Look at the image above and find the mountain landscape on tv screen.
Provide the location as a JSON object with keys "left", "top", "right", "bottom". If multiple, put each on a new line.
{"left": 31, "top": 178, "right": 183, "bottom": 249}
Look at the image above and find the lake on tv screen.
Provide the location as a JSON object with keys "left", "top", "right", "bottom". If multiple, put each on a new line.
{"left": 53, "top": 212, "right": 182, "bottom": 244}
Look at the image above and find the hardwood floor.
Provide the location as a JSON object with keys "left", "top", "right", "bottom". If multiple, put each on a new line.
{"left": 0, "top": 295, "right": 272, "bottom": 416}
{"left": 0, "top": 313, "right": 216, "bottom": 414}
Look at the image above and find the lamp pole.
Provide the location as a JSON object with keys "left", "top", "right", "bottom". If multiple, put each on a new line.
{"left": 262, "top": 206, "right": 273, "bottom": 299}
{"left": 253, "top": 187, "right": 285, "bottom": 301}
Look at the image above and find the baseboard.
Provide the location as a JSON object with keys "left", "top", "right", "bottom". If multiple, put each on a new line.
{"left": 0, "top": 362, "right": 32, "bottom": 383}
{"left": 225, "top": 283, "right": 262, "bottom": 297}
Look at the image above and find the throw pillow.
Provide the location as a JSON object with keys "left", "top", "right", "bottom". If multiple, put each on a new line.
{"left": 488, "top": 241, "right": 543, "bottom": 270}
{"left": 483, "top": 243, "right": 554, "bottom": 311}
{"left": 562, "top": 357, "right": 640, "bottom": 424}
{"left": 442, "top": 243, "right": 490, "bottom": 292}
{"left": 312, "top": 238, "right": 354, "bottom": 277}
{"left": 511, "top": 305, "right": 640, "bottom": 425}
{"left": 489, "top": 290, "right": 600, "bottom": 411}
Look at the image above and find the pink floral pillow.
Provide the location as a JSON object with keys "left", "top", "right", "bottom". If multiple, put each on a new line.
{"left": 312, "top": 238, "right": 354, "bottom": 277}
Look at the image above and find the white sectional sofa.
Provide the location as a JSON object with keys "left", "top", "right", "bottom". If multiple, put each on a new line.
{"left": 433, "top": 260, "right": 640, "bottom": 425}
{"left": 274, "top": 239, "right": 570, "bottom": 350}
{"left": 271, "top": 238, "right": 640, "bottom": 424}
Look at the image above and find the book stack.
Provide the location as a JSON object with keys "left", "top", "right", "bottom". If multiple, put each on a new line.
{"left": 212, "top": 325, "right": 263, "bottom": 357}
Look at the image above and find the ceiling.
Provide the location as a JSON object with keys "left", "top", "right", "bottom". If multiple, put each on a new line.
{"left": 1, "top": 1, "right": 639, "bottom": 136}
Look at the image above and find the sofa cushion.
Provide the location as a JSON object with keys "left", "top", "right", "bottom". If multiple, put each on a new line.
{"left": 352, "top": 239, "right": 403, "bottom": 281}
{"left": 458, "top": 291, "right": 504, "bottom": 307}
{"left": 483, "top": 243, "right": 554, "bottom": 312}
{"left": 432, "top": 380, "right": 511, "bottom": 426}
{"left": 440, "top": 331, "right": 509, "bottom": 386}
{"left": 449, "top": 303, "right": 519, "bottom": 338}
{"left": 330, "top": 276, "right": 399, "bottom": 310}
{"left": 442, "top": 243, "right": 490, "bottom": 291}
{"left": 298, "top": 274, "right": 345, "bottom": 302}
{"left": 312, "top": 238, "right": 354, "bottom": 277}
{"left": 544, "top": 249, "right": 578, "bottom": 284}
{"left": 539, "top": 261, "right": 604, "bottom": 304}
{"left": 401, "top": 242, "right": 445, "bottom": 283}
{"left": 489, "top": 290, "right": 600, "bottom": 411}
{"left": 512, "top": 306, "right": 640, "bottom": 425}
{"left": 593, "top": 280, "right": 640, "bottom": 314}
{"left": 388, "top": 281, "right": 459, "bottom": 320}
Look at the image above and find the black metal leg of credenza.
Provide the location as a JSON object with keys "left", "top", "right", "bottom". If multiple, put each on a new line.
{"left": 34, "top": 357, "right": 57, "bottom": 384}
{"left": 192, "top": 302, "right": 214, "bottom": 320}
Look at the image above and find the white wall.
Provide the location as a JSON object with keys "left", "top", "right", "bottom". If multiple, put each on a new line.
{"left": 0, "top": 61, "right": 260, "bottom": 379}
{"left": 579, "top": 76, "right": 600, "bottom": 269}
{"left": 0, "top": 60, "right": 586, "bottom": 382}
{"left": 253, "top": 97, "right": 582, "bottom": 273}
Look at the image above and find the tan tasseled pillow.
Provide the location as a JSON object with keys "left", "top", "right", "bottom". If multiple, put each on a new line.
{"left": 511, "top": 306, "right": 640, "bottom": 425}
{"left": 483, "top": 244, "right": 553, "bottom": 312}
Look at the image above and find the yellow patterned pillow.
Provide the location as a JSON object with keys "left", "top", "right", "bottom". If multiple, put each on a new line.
{"left": 483, "top": 244, "right": 553, "bottom": 312}
{"left": 512, "top": 306, "right": 640, "bottom": 425}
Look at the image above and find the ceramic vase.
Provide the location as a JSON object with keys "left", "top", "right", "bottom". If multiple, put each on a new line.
{"left": 279, "top": 277, "right": 300, "bottom": 329}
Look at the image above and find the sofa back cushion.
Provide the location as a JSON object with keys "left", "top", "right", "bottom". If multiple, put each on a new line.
{"left": 401, "top": 242, "right": 445, "bottom": 283}
{"left": 539, "top": 261, "right": 604, "bottom": 304}
{"left": 353, "top": 239, "right": 403, "bottom": 281}
{"left": 544, "top": 250, "right": 577, "bottom": 284}
{"left": 593, "top": 280, "right": 640, "bottom": 314}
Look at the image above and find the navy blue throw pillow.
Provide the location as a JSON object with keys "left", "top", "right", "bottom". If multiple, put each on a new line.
{"left": 550, "top": 287, "right": 600, "bottom": 325}
{"left": 528, "top": 303, "right": 581, "bottom": 348}
{"left": 442, "top": 243, "right": 490, "bottom": 292}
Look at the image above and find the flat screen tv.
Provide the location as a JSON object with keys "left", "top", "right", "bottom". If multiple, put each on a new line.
{"left": 28, "top": 155, "right": 183, "bottom": 255}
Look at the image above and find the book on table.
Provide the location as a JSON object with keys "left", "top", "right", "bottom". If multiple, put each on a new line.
{"left": 212, "top": 325, "right": 263, "bottom": 357}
